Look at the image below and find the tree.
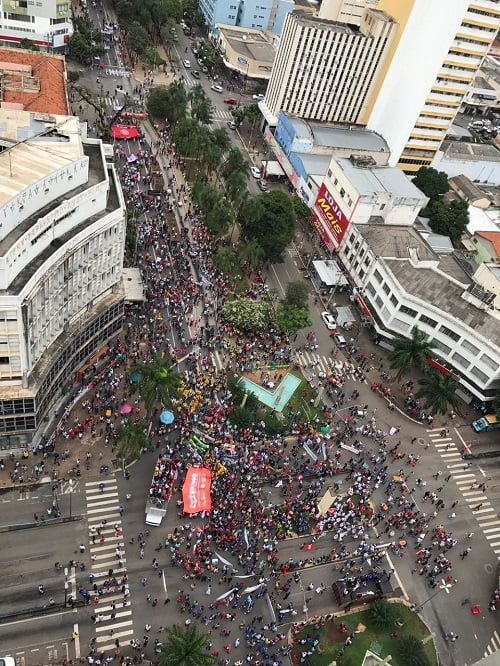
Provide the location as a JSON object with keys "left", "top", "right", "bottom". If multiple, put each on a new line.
{"left": 116, "top": 420, "right": 148, "bottom": 461}
{"left": 228, "top": 406, "right": 255, "bottom": 429}
{"left": 422, "top": 199, "right": 469, "bottom": 244}
{"left": 369, "top": 599, "right": 397, "bottom": 629}
{"left": 133, "top": 355, "right": 183, "bottom": 420}
{"left": 395, "top": 635, "right": 430, "bottom": 666}
{"left": 416, "top": 370, "right": 461, "bottom": 416}
{"left": 237, "top": 238, "right": 265, "bottom": 273}
{"left": 285, "top": 280, "right": 310, "bottom": 309}
{"left": 275, "top": 305, "right": 312, "bottom": 333}
{"left": 188, "top": 84, "right": 213, "bottom": 125}
{"left": 390, "top": 327, "right": 435, "bottom": 381}
{"left": 126, "top": 22, "right": 152, "bottom": 54}
{"left": 19, "top": 38, "right": 40, "bottom": 51}
{"left": 222, "top": 297, "right": 272, "bottom": 332}
{"left": 412, "top": 166, "right": 449, "bottom": 200}
{"left": 157, "top": 624, "right": 216, "bottom": 666}
{"left": 292, "top": 195, "right": 311, "bottom": 223}
{"left": 213, "top": 246, "right": 238, "bottom": 275}
{"left": 240, "top": 190, "right": 296, "bottom": 263}
{"left": 147, "top": 82, "right": 187, "bottom": 124}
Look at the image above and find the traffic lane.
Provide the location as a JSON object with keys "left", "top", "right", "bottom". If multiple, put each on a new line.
{"left": 0, "top": 480, "right": 85, "bottom": 526}
{"left": 0, "top": 520, "right": 84, "bottom": 614}
{"left": 0, "top": 608, "right": 80, "bottom": 665}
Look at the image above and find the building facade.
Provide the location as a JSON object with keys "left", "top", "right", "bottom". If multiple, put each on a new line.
{"left": 0, "top": 0, "right": 72, "bottom": 48}
{"left": 366, "top": 0, "right": 500, "bottom": 172}
{"left": 338, "top": 224, "right": 500, "bottom": 403}
{"left": 0, "top": 110, "right": 125, "bottom": 449}
{"left": 200, "top": 0, "right": 293, "bottom": 34}
{"left": 261, "top": 8, "right": 397, "bottom": 125}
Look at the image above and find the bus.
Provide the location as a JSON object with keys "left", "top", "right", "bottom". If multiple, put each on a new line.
{"left": 472, "top": 414, "right": 500, "bottom": 432}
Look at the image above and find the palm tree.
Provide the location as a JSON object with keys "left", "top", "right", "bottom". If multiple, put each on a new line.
{"left": 237, "top": 238, "right": 265, "bottom": 274}
{"left": 416, "top": 370, "right": 461, "bottom": 416}
{"left": 133, "top": 355, "right": 183, "bottom": 420}
{"left": 164, "top": 80, "right": 188, "bottom": 126}
{"left": 213, "top": 246, "right": 238, "bottom": 275}
{"left": 221, "top": 147, "right": 249, "bottom": 180}
{"left": 157, "top": 624, "right": 216, "bottom": 666}
{"left": 389, "top": 326, "right": 436, "bottom": 381}
{"left": 116, "top": 419, "right": 148, "bottom": 461}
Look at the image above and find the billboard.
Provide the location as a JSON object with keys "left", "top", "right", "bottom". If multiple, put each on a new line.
{"left": 314, "top": 183, "right": 352, "bottom": 248}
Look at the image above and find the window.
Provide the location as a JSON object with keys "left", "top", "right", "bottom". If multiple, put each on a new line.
{"left": 366, "top": 282, "right": 376, "bottom": 296}
{"left": 399, "top": 304, "right": 418, "bottom": 318}
{"left": 419, "top": 314, "right": 437, "bottom": 328}
{"left": 462, "top": 340, "right": 479, "bottom": 355}
{"left": 375, "top": 295, "right": 383, "bottom": 308}
{"left": 7, "top": 12, "right": 32, "bottom": 20}
{"left": 392, "top": 318, "right": 410, "bottom": 333}
{"left": 390, "top": 294, "right": 398, "bottom": 307}
{"left": 364, "top": 256, "right": 371, "bottom": 267}
{"left": 359, "top": 268, "right": 365, "bottom": 280}
{"left": 382, "top": 283, "right": 390, "bottom": 295}
{"left": 373, "top": 269, "right": 382, "bottom": 283}
{"left": 481, "top": 354, "right": 499, "bottom": 372}
{"left": 349, "top": 233, "right": 355, "bottom": 243}
{"left": 470, "top": 366, "right": 488, "bottom": 384}
{"left": 452, "top": 352, "right": 470, "bottom": 368}
{"left": 432, "top": 339, "right": 451, "bottom": 355}
{"left": 439, "top": 325, "right": 460, "bottom": 342}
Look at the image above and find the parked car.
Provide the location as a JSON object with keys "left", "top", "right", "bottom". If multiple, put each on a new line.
{"left": 191, "top": 45, "right": 198, "bottom": 54}
{"left": 252, "top": 94, "right": 264, "bottom": 100}
{"left": 250, "top": 166, "right": 261, "bottom": 178}
{"left": 227, "top": 121, "right": 237, "bottom": 130}
{"left": 333, "top": 333, "right": 347, "bottom": 347}
{"left": 224, "top": 97, "right": 238, "bottom": 105}
{"left": 321, "top": 311, "right": 337, "bottom": 330}
{"left": 211, "top": 84, "right": 223, "bottom": 93}
{"left": 192, "top": 70, "right": 200, "bottom": 78}
{"left": 201, "top": 65, "right": 208, "bottom": 73}
{"left": 257, "top": 179, "right": 268, "bottom": 191}
{"left": 183, "top": 60, "right": 191, "bottom": 68}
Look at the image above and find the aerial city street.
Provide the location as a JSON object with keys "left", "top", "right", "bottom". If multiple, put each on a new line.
{"left": 0, "top": 1, "right": 499, "bottom": 666}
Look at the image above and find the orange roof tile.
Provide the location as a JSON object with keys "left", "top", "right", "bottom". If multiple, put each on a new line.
{"left": 477, "top": 231, "right": 500, "bottom": 258}
{"left": 0, "top": 47, "right": 68, "bottom": 115}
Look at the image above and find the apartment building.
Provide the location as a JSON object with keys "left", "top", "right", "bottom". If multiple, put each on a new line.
{"left": 200, "top": 0, "right": 293, "bottom": 34}
{"left": 0, "top": 0, "right": 72, "bottom": 48}
{"left": 0, "top": 109, "right": 125, "bottom": 449}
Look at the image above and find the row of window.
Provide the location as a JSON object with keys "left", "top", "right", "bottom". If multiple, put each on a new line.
{"left": 368, "top": 273, "right": 499, "bottom": 375}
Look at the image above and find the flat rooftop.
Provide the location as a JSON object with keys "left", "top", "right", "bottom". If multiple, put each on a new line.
{"left": 215, "top": 25, "right": 275, "bottom": 64}
{"left": 0, "top": 110, "right": 82, "bottom": 208}
{"left": 0, "top": 47, "right": 68, "bottom": 115}
{"left": 285, "top": 114, "right": 389, "bottom": 152}
{"left": 298, "top": 152, "right": 332, "bottom": 176}
{"left": 442, "top": 140, "right": 500, "bottom": 162}
{"left": 336, "top": 158, "right": 427, "bottom": 199}
{"left": 357, "top": 224, "right": 436, "bottom": 261}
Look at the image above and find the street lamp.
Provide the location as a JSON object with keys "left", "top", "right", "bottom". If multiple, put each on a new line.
{"left": 412, "top": 579, "right": 454, "bottom": 612}
{"left": 68, "top": 479, "right": 74, "bottom": 519}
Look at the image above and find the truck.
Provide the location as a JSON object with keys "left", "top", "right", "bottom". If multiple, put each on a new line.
{"left": 472, "top": 414, "right": 500, "bottom": 432}
{"left": 144, "top": 455, "right": 178, "bottom": 526}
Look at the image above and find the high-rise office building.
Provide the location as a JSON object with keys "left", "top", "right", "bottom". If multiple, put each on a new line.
{"left": 0, "top": 0, "right": 73, "bottom": 48}
{"left": 367, "top": 0, "right": 500, "bottom": 172}
{"left": 200, "top": 0, "right": 293, "bottom": 34}
{"left": 0, "top": 109, "right": 125, "bottom": 448}
{"left": 262, "top": 7, "right": 397, "bottom": 124}
{"left": 261, "top": 0, "right": 500, "bottom": 171}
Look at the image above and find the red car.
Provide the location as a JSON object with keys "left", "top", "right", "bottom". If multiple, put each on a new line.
{"left": 224, "top": 97, "right": 238, "bottom": 105}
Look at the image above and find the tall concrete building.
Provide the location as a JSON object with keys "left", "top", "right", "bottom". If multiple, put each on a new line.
{"left": 0, "top": 0, "right": 72, "bottom": 48}
{"left": 261, "top": 7, "right": 397, "bottom": 125}
{"left": 200, "top": 0, "right": 293, "bottom": 34}
{"left": 0, "top": 109, "right": 125, "bottom": 448}
{"left": 366, "top": 0, "right": 500, "bottom": 172}
{"left": 261, "top": 0, "right": 500, "bottom": 171}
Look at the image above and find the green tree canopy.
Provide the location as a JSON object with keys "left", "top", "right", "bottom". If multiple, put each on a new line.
{"left": 422, "top": 199, "right": 469, "bottom": 244}
{"left": 292, "top": 195, "right": 311, "bottom": 223}
{"left": 126, "top": 22, "right": 152, "bottom": 54}
{"left": 390, "top": 327, "right": 435, "bottom": 381}
{"left": 394, "top": 634, "right": 430, "bottom": 666}
{"left": 146, "top": 82, "right": 187, "bottom": 124}
{"left": 116, "top": 419, "right": 148, "bottom": 461}
{"left": 157, "top": 624, "right": 216, "bottom": 666}
{"left": 240, "top": 190, "right": 296, "bottom": 263}
{"left": 275, "top": 305, "right": 312, "bottom": 333}
{"left": 413, "top": 166, "right": 449, "bottom": 200}
{"left": 222, "top": 297, "right": 272, "bottom": 332}
{"left": 285, "top": 280, "right": 310, "bottom": 309}
{"left": 133, "top": 355, "right": 183, "bottom": 418}
{"left": 416, "top": 370, "right": 461, "bottom": 416}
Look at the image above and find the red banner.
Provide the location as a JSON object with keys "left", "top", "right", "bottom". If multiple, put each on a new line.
{"left": 111, "top": 124, "right": 139, "bottom": 139}
{"left": 314, "top": 183, "right": 351, "bottom": 248}
{"left": 182, "top": 467, "right": 212, "bottom": 514}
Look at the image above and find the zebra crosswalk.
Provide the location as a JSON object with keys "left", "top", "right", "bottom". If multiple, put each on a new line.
{"left": 85, "top": 479, "right": 134, "bottom": 652}
{"left": 427, "top": 429, "right": 500, "bottom": 559}
{"left": 484, "top": 631, "right": 500, "bottom": 658}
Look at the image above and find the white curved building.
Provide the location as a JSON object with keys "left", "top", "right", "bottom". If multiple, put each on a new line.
{"left": 0, "top": 110, "right": 125, "bottom": 448}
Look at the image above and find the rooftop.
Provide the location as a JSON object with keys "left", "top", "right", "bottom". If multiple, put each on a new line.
{"left": 336, "top": 158, "right": 427, "bottom": 200}
{"left": 0, "top": 110, "right": 82, "bottom": 209}
{"left": 0, "top": 47, "right": 68, "bottom": 115}
{"left": 442, "top": 140, "right": 500, "bottom": 163}
{"left": 215, "top": 25, "right": 276, "bottom": 64}
{"left": 477, "top": 230, "right": 500, "bottom": 257}
{"left": 298, "top": 152, "right": 332, "bottom": 176}
{"left": 284, "top": 114, "right": 389, "bottom": 152}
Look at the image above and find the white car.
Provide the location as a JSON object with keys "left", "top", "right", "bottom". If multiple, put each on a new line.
{"left": 0, "top": 659, "right": 16, "bottom": 666}
{"left": 333, "top": 333, "right": 347, "bottom": 347}
{"left": 183, "top": 60, "right": 191, "bottom": 68}
{"left": 250, "top": 166, "right": 261, "bottom": 178}
{"left": 211, "top": 84, "right": 223, "bottom": 93}
{"left": 252, "top": 94, "right": 264, "bottom": 100}
{"left": 321, "top": 311, "right": 337, "bottom": 330}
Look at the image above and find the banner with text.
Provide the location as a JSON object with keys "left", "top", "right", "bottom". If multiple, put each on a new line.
{"left": 182, "top": 467, "right": 212, "bottom": 514}
{"left": 314, "top": 183, "right": 352, "bottom": 248}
